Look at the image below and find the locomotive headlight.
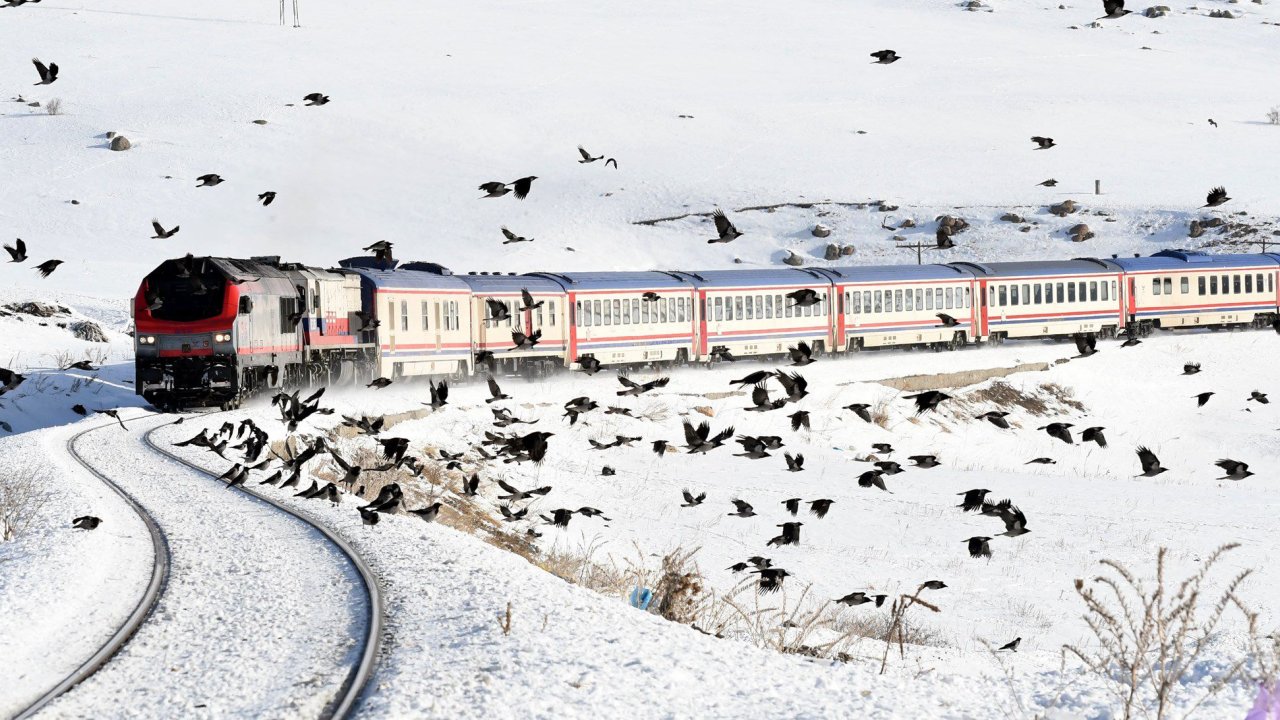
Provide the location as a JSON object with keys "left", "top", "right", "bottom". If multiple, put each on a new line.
{"left": 213, "top": 333, "right": 231, "bottom": 343}
{"left": 139, "top": 335, "right": 156, "bottom": 345}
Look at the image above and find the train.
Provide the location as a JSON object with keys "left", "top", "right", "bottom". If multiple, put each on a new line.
{"left": 132, "top": 250, "right": 1280, "bottom": 408}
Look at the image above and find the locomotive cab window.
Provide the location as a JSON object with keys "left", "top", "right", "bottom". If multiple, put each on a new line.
{"left": 239, "top": 296, "right": 253, "bottom": 315}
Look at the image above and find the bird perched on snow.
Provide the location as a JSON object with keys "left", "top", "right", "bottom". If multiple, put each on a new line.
{"left": 303, "top": 92, "right": 330, "bottom": 106}
{"left": 707, "top": 210, "right": 743, "bottom": 243}
{"left": 1099, "top": 0, "right": 1132, "bottom": 18}
{"left": 34, "top": 259, "right": 63, "bottom": 277}
{"left": 151, "top": 220, "right": 179, "bottom": 239}
{"left": 1136, "top": 446, "right": 1168, "bottom": 477}
{"left": 1081, "top": 427, "right": 1107, "bottom": 448}
{"left": 1215, "top": 459, "right": 1254, "bottom": 480}
{"left": 500, "top": 227, "right": 533, "bottom": 245}
{"left": 1030, "top": 136, "right": 1056, "bottom": 150}
{"left": 904, "top": 390, "right": 951, "bottom": 414}
{"left": 95, "top": 409, "right": 127, "bottom": 429}
{"left": 4, "top": 239, "right": 27, "bottom": 262}
{"left": 1074, "top": 334, "right": 1098, "bottom": 358}
{"left": 869, "top": 49, "right": 900, "bottom": 64}
{"left": 196, "top": 174, "right": 224, "bottom": 187}
{"left": 1202, "top": 186, "right": 1230, "bottom": 208}
{"left": 1038, "top": 422, "right": 1074, "bottom": 444}
{"left": 965, "top": 536, "right": 993, "bottom": 559}
{"left": 258, "top": 191, "right": 277, "bottom": 206}
{"left": 32, "top": 58, "right": 58, "bottom": 85}
{"left": 976, "top": 410, "right": 1011, "bottom": 429}
{"left": 359, "top": 507, "right": 380, "bottom": 526}
{"left": 72, "top": 516, "right": 101, "bottom": 530}
{"left": 998, "top": 637, "right": 1022, "bottom": 652}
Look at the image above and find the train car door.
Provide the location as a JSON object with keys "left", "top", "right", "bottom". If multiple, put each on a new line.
{"left": 695, "top": 290, "right": 707, "bottom": 358}
{"left": 433, "top": 298, "right": 442, "bottom": 352}
{"left": 386, "top": 299, "right": 395, "bottom": 354}
{"left": 1126, "top": 277, "right": 1137, "bottom": 323}
{"left": 977, "top": 280, "right": 989, "bottom": 339}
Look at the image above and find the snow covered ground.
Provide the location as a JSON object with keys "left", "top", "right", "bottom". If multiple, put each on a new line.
{"left": 3, "top": 0, "right": 1280, "bottom": 716}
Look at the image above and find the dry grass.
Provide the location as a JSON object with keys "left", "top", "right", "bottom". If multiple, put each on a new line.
{"left": 878, "top": 362, "right": 1050, "bottom": 392}
{"left": 1, "top": 467, "right": 50, "bottom": 542}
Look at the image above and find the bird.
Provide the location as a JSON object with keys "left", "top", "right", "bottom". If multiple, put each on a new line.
{"left": 501, "top": 227, "right": 533, "bottom": 245}
{"left": 1248, "top": 391, "right": 1269, "bottom": 404}
{"left": 874, "top": 460, "right": 904, "bottom": 475}
{"left": 789, "top": 410, "right": 810, "bottom": 431}
{"left": 965, "top": 536, "right": 993, "bottom": 559}
{"left": 1099, "top": 0, "right": 1132, "bottom": 18}
{"left": 707, "top": 210, "right": 743, "bottom": 243}
{"left": 1030, "top": 136, "right": 1056, "bottom": 150}
{"left": 870, "top": 49, "right": 900, "bottom": 64}
{"left": 766, "top": 522, "right": 803, "bottom": 547}
{"left": 681, "top": 489, "right": 706, "bottom": 507}
{"left": 1082, "top": 427, "right": 1107, "bottom": 448}
{"left": 836, "top": 591, "right": 876, "bottom": 607}
{"left": 519, "top": 288, "right": 544, "bottom": 311}
{"left": 936, "top": 313, "right": 959, "bottom": 328}
{"left": 710, "top": 347, "right": 738, "bottom": 363}
{"left": 728, "top": 499, "right": 757, "bottom": 518}
{"left": 997, "top": 505, "right": 1031, "bottom": 537}
{"left": 998, "top": 637, "right": 1022, "bottom": 652}
{"left": 783, "top": 498, "right": 801, "bottom": 516}
{"left": 788, "top": 342, "right": 815, "bottom": 366}
{"left": 4, "top": 239, "right": 26, "bottom": 262}
{"left": 150, "top": 220, "right": 179, "bottom": 239}
{"left": 904, "top": 390, "right": 951, "bottom": 414}
{"left": 1215, "top": 459, "right": 1254, "bottom": 480}
{"left": 745, "top": 383, "right": 787, "bottom": 412}
{"left": 1183, "top": 362, "right": 1202, "bottom": 375}
{"left": 428, "top": 379, "right": 450, "bottom": 409}
{"left": 71, "top": 404, "right": 87, "bottom": 416}
{"left": 734, "top": 435, "right": 772, "bottom": 460}
{"left": 363, "top": 240, "right": 394, "bottom": 262}
{"left": 652, "top": 440, "right": 670, "bottom": 457}
{"left": 1136, "top": 446, "right": 1168, "bottom": 476}
{"left": 34, "top": 259, "right": 63, "bottom": 278}
{"left": 1026, "top": 457, "right": 1056, "bottom": 465}
{"left": 510, "top": 329, "right": 542, "bottom": 350}
{"left": 617, "top": 375, "right": 668, "bottom": 396}
{"left": 219, "top": 464, "right": 249, "bottom": 489}
{"left": 303, "top": 92, "right": 330, "bottom": 106}
{"left": 957, "top": 489, "right": 990, "bottom": 512}
{"left": 858, "top": 470, "right": 890, "bottom": 493}
{"left": 683, "top": 420, "right": 735, "bottom": 453}
{"left": 576, "top": 355, "right": 603, "bottom": 375}
{"left": 95, "top": 409, "right": 127, "bottom": 429}
{"left": 72, "top": 516, "right": 101, "bottom": 530}
{"left": 359, "top": 507, "right": 380, "bottom": 526}
{"left": 408, "top": 502, "right": 442, "bottom": 522}
{"left": 1037, "top": 179, "right": 1058, "bottom": 187}
{"left": 921, "top": 580, "right": 947, "bottom": 591}
{"left": 1193, "top": 392, "right": 1215, "bottom": 408}
{"left": 510, "top": 176, "right": 537, "bottom": 200}
{"left": 32, "top": 58, "right": 58, "bottom": 85}
{"left": 478, "top": 181, "right": 511, "bottom": 198}
{"left": 784, "top": 452, "right": 804, "bottom": 472}
{"left": 499, "top": 505, "right": 528, "bottom": 522}
{"left": 871, "top": 442, "right": 893, "bottom": 456}
{"left": 196, "top": 174, "right": 224, "bottom": 187}
{"left": 1202, "top": 186, "right": 1230, "bottom": 208}
{"left": 1121, "top": 334, "right": 1142, "bottom": 348}
{"left": 754, "top": 567, "right": 790, "bottom": 594}
{"left": 732, "top": 370, "right": 773, "bottom": 387}
{"left": 1208, "top": 119, "right": 1218, "bottom": 127}
{"left": 908, "top": 455, "right": 940, "bottom": 469}
{"left": 976, "top": 411, "right": 1011, "bottom": 429}
{"left": 775, "top": 371, "right": 809, "bottom": 403}
{"left": 1074, "top": 334, "right": 1098, "bottom": 358}
{"left": 367, "top": 377, "right": 393, "bottom": 389}
{"left": 844, "top": 403, "right": 872, "bottom": 423}
{"left": 642, "top": 291, "right": 660, "bottom": 302}
{"left": 787, "top": 289, "right": 821, "bottom": 308}
{"left": 258, "top": 191, "right": 277, "bottom": 206}
{"left": 65, "top": 360, "right": 95, "bottom": 371}
{"left": 486, "top": 298, "right": 512, "bottom": 323}
{"left": 486, "top": 375, "right": 510, "bottom": 403}
{"left": 808, "top": 499, "right": 834, "bottom": 519}
{"left": 1038, "top": 422, "right": 1074, "bottom": 444}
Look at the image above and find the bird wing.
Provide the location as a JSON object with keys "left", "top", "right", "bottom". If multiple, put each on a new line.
{"left": 501, "top": 226, "right": 517, "bottom": 241}
{"left": 487, "top": 375, "right": 503, "bottom": 398}
{"left": 577, "top": 145, "right": 592, "bottom": 161}
{"left": 998, "top": 504, "right": 1027, "bottom": 532}
{"left": 1214, "top": 459, "right": 1241, "bottom": 473}
{"left": 617, "top": 375, "right": 638, "bottom": 389}
{"left": 497, "top": 479, "right": 519, "bottom": 494}
{"left": 521, "top": 288, "right": 534, "bottom": 307}
{"left": 1136, "top": 446, "right": 1158, "bottom": 470}
{"left": 710, "top": 426, "right": 735, "bottom": 444}
{"left": 774, "top": 372, "right": 796, "bottom": 394}
{"left": 644, "top": 377, "right": 669, "bottom": 390}
{"left": 32, "top": 58, "right": 47, "bottom": 79}
{"left": 796, "top": 341, "right": 811, "bottom": 357}
{"left": 713, "top": 210, "right": 732, "bottom": 237}
{"left": 751, "top": 384, "right": 770, "bottom": 407}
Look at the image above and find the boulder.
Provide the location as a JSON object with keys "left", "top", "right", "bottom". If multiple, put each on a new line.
{"left": 70, "top": 320, "right": 109, "bottom": 343}
{"left": 1068, "top": 224, "right": 1095, "bottom": 242}
{"left": 782, "top": 251, "right": 804, "bottom": 267}
{"left": 1000, "top": 212, "right": 1025, "bottom": 223}
{"left": 1048, "top": 200, "right": 1078, "bottom": 217}
{"left": 1208, "top": 9, "right": 1235, "bottom": 17}
{"left": 1144, "top": 5, "right": 1169, "bottom": 16}
{"left": 1188, "top": 220, "right": 1205, "bottom": 238}
{"left": 899, "top": 218, "right": 917, "bottom": 228}
{"left": 110, "top": 135, "right": 132, "bottom": 151}
{"left": 935, "top": 215, "right": 970, "bottom": 234}
{"left": 812, "top": 223, "right": 832, "bottom": 238}
{"left": 4, "top": 301, "right": 67, "bottom": 317}
{"left": 840, "top": 245, "right": 856, "bottom": 256}
{"left": 823, "top": 243, "right": 841, "bottom": 261}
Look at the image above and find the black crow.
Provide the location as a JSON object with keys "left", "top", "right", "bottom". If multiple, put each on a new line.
{"left": 32, "top": 57, "right": 58, "bottom": 85}
{"left": 1030, "top": 136, "right": 1055, "bottom": 150}
{"left": 683, "top": 420, "right": 735, "bottom": 453}
{"left": 965, "top": 536, "right": 993, "bottom": 559}
{"left": 844, "top": 403, "right": 872, "bottom": 423}
{"left": 708, "top": 210, "right": 743, "bottom": 243}
{"left": 1038, "top": 422, "right": 1074, "bottom": 444}
{"left": 428, "top": 380, "right": 449, "bottom": 408}
{"left": 783, "top": 498, "right": 801, "bottom": 516}
{"left": 258, "top": 191, "right": 277, "bottom": 206}
{"left": 1136, "top": 446, "right": 1168, "bottom": 476}
{"left": 34, "top": 259, "right": 63, "bottom": 277}
{"left": 858, "top": 469, "right": 890, "bottom": 492}
{"left": 1099, "top": 0, "right": 1131, "bottom": 18}
{"left": 836, "top": 591, "right": 876, "bottom": 607}
{"left": 303, "top": 92, "right": 330, "bottom": 106}
{"left": 462, "top": 474, "right": 480, "bottom": 496}
{"left": 809, "top": 499, "right": 834, "bottom": 519}
{"left": 519, "top": 288, "right": 544, "bottom": 311}
{"left": 363, "top": 240, "right": 394, "bottom": 263}
{"left": 642, "top": 291, "right": 660, "bottom": 302}
{"left": 1082, "top": 426, "right": 1107, "bottom": 448}
{"left": 367, "top": 377, "right": 392, "bottom": 389}
{"left": 652, "top": 440, "right": 670, "bottom": 456}
{"left": 1026, "top": 457, "right": 1056, "bottom": 465}
{"left": 681, "top": 489, "right": 706, "bottom": 507}
{"left": 732, "top": 370, "right": 773, "bottom": 387}
{"left": 510, "top": 176, "right": 537, "bottom": 200}
{"left": 874, "top": 460, "right": 904, "bottom": 475}
{"left": 784, "top": 452, "right": 804, "bottom": 472}
{"left": 711, "top": 347, "right": 738, "bottom": 362}
{"left": 904, "top": 390, "right": 951, "bottom": 414}
{"left": 1037, "top": 179, "right": 1058, "bottom": 187}
{"left": 1202, "top": 186, "right": 1230, "bottom": 208}
{"left": 1183, "top": 362, "right": 1201, "bottom": 375}
{"left": 576, "top": 355, "right": 603, "bottom": 375}
{"left": 997, "top": 505, "right": 1030, "bottom": 537}
{"left": 728, "top": 499, "right": 756, "bottom": 518}
{"left": 744, "top": 383, "right": 786, "bottom": 412}
{"left": 921, "top": 580, "right": 947, "bottom": 591}
{"left": 479, "top": 181, "right": 511, "bottom": 198}
{"left": 359, "top": 507, "right": 380, "bottom": 526}
{"left": 1248, "top": 390, "right": 1269, "bottom": 404}
{"left": 1193, "top": 392, "right": 1214, "bottom": 407}
{"left": 576, "top": 506, "right": 609, "bottom": 520}
{"left": 789, "top": 410, "right": 810, "bottom": 431}
{"left": 499, "top": 505, "right": 528, "bottom": 522}
{"left": 71, "top": 404, "right": 87, "bottom": 416}
{"left": 734, "top": 435, "right": 771, "bottom": 460}
{"left": 72, "top": 516, "right": 101, "bottom": 530}
{"left": 1215, "top": 459, "right": 1254, "bottom": 480}
{"left": 775, "top": 371, "right": 809, "bottom": 403}
{"left": 4, "top": 238, "right": 27, "bottom": 262}
{"left": 501, "top": 227, "right": 533, "bottom": 244}
{"left": 957, "top": 488, "right": 990, "bottom": 512}
{"left": 908, "top": 455, "right": 940, "bottom": 469}
{"left": 937, "top": 313, "right": 959, "bottom": 328}
{"left": 486, "top": 375, "right": 509, "bottom": 403}
{"left": 767, "top": 522, "right": 802, "bottom": 547}
{"left": 486, "top": 298, "right": 512, "bottom": 323}
{"left": 509, "top": 329, "right": 542, "bottom": 350}
{"left": 66, "top": 360, "right": 95, "bottom": 371}
{"left": 544, "top": 508, "right": 575, "bottom": 528}
{"left": 871, "top": 442, "right": 893, "bottom": 455}
{"left": 976, "top": 410, "right": 1011, "bottom": 429}
{"left": 1074, "top": 334, "right": 1098, "bottom": 358}
{"left": 95, "top": 409, "right": 127, "bottom": 429}
{"left": 496, "top": 479, "right": 552, "bottom": 503}
{"left": 787, "top": 289, "right": 821, "bottom": 308}
{"left": 196, "top": 174, "right": 224, "bottom": 187}
{"left": 788, "top": 341, "right": 815, "bottom": 366}
{"left": 754, "top": 567, "right": 790, "bottom": 593}
{"left": 870, "top": 49, "right": 900, "bottom": 64}
{"left": 998, "top": 637, "right": 1021, "bottom": 652}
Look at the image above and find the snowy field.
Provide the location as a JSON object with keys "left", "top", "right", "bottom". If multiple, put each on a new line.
{"left": 3, "top": 0, "right": 1280, "bottom": 717}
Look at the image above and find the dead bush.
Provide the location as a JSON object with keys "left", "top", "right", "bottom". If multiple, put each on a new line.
{"left": 1267, "top": 106, "right": 1279, "bottom": 126}
{"left": 1, "top": 468, "right": 50, "bottom": 541}
{"left": 45, "top": 98, "right": 63, "bottom": 116}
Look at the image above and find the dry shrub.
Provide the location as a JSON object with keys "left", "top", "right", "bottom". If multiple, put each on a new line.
{"left": 1063, "top": 544, "right": 1253, "bottom": 720}
{"left": 636, "top": 399, "right": 672, "bottom": 424}
{"left": 1268, "top": 106, "right": 1280, "bottom": 126}
{"left": 871, "top": 398, "right": 892, "bottom": 428}
{"left": 45, "top": 98, "right": 63, "bottom": 116}
{"left": 1, "top": 468, "right": 50, "bottom": 542}
{"left": 963, "top": 380, "right": 1084, "bottom": 418}
{"left": 651, "top": 547, "right": 705, "bottom": 623}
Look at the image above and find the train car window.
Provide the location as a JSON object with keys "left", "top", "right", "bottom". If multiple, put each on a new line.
{"left": 744, "top": 296, "right": 754, "bottom": 320}
{"left": 874, "top": 291, "right": 883, "bottom": 313}
{"left": 612, "top": 299, "right": 621, "bottom": 324}
{"left": 593, "top": 299, "right": 602, "bottom": 325}
{"left": 1233, "top": 275, "right": 1241, "bottom": 294}
{"left": 755, "top": 295, "right": 763, "bottom": 319}
{"left": 1010, "top": 285, "right": 1019, "bottom": 306}
{"left": 622, "top": 299, "right": 631, "bottom": 325}
{"left": 1270, "top": 274, "right": 1275, "bottom": 293}
{"left": 731, "top": 296, "right": 741, "bottom": 320}
{"left": 923, "top": 289, "right": 931, "bottom": 311}
{"left": 1021, "top": 284, "right": 1030, "bottom": 305}
{"left": 1221, "top": 274, "right": 1230, "bottom": 294}
{"left": 1067, "top": 283, "right": 1076, "bottom": 302}
{"left": 847, "top": 292, "right": 857, "bottom": 314}
{"left": 862, "top": 293, "right": 871, "bottom": 314}
{"left": 916, "top": 289, "right": 924, "bottom": 310}
{"left": 931, "top": 288, "right": 940, "bottom": 309}
{"left": 764, "top": 295, "right": 772, "bottom": 319}
{"left": 1198, "top": 276, "right": 1206, "bottom": 295}
{"left": 1210, "top": 276, "right": 1218, "bottom": 295}
{"left": 640, "top": 300, "right": 650, "bottom": 324}
{"left": 998, "top": 286, "right": 1007, "bottom": 307}
{"left": 1246, "top": 275, "right": 1254, "bottom": 294}
{"left": 549, "top": 302, "right": 556, "bottom": 326}
{"left": 679, "top": 297, "right": 688, "bottom": 322}
{"left": 311, "top": 289, "right": 320, "bottom": 311}
{"left": 945, "top": 287, "right": 954, "bottom": 309}
{"left": 576, "top": 301, "right": 583, "bottom": 326}
{"left": 904, "top": 289, "right": 914, "bottom": 312}
{"left": 966, "top": 288, "right": 971, "bottom": 308}
{"left": 400, "top": 301, "right": 409, "bottom": 332}
{"left": 1101, "top": 281, "right": 1109, "bottom": 301}
{"left": 1258, "top": 274, "right": 1266, "bottom": 293}
{"left": 713, "top": 297, "right": 723, "bottom": 322}
{"left": 537, "top": 305, "right": 545, "bottom": 327}
{"left": 1034, "top": 284, "right": 1043, "bottom": 304}
{"left": 1180, "top": 278, "right": 1189, "bottom": 294}
{"left": 421, "top": 301, "right": 429, "bottom": 330}
{"left": 1162, "top": 278, "right": 1172, "bottom": 295}
{"left": 1055, "top": 283, "right": 1064, "bottom": 303}
{"left": 889, "top": 290, "right": 898, "bottom": 312}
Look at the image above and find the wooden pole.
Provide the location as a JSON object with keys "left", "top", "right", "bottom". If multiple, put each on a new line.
{"left": 1095, "top": 179, "right": 1101, "bottom": 195}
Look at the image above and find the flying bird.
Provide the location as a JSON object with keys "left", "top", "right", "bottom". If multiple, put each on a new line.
{"left": 4, "top": 239, "right": 26, "bottom": 263}
{"left": 908, "top": 455, "right": 940, "bottom": 469}
{"left": 904, "top": 390, "right": 951, "bottom": 414}
{"left": 1074, "top": 334, "right": 1098, "bottom": 358}
{"left": 870, "top": 49, "right": 900, "bottom": 64}
{"left": 151, "top": 220, "right": 179, "bottom": 239}
{"left": 1026, "top": 457, "right": 1056, "bottom": 465}
{"left": 957, "top": 488, "right": 990, "bottom": 512}
{"left": 196, "top": 174, "right": 224, "bottom": 187}
{"left": 732, "top": 370, "right": 773, "bottom": 387}
{"left": 784, "top": 452, "right": 804, "bottom": 472}
{"left": 1215, "top": 459, "right": 1254, "bottom": 480}
{"left": 789, "top": 410, "right": 810, "bottom": 431}
{"left": 857, "top": 469, "right": 890, "bottom": 493}
{"left": 367, "top": 377, "right": 393, "bottom": 389}
{"left": 32, "top": 58, "right": 58, "bottom": 85}
{"left": 1248, "top": 391, "right": 1269, "bottom": 404}
{"left": 1136, "top": 446, "right": 1168, "bottom": 476}
{"left": 997, "top": 505, "right": 1030, "bottom": 537}
{"left": 1030, "top": 136, "right": 1056, "bottom": 150}
{"left": 576, "top": 355, "right": 603, "bottom": 375}
{"left": 617, "top": 375, "right": 668, "bottom": 396}
{"left": 486, "top": 375, "right": 509, "bottom": 403}
{"left": 1193, "top": 392, "right": 1215, "bottom": 408}
{"left": 1202, "top": 186, "right": 1230, "bottom": 208}
{"left": 258, "top": 191, "right": 277, "bottom": 206}
{"left": 1037, "top": 179, "right": 1058, "bottom": 187}
{"left": 510, "top": 176, "right": 537, "bottom": 200}
{"left": 34, "top": 259, "right": 63, "bottom": 277}
{"left": 787, "top": 289, "right": 821, "bottom": 308}
{"left": 479, "top": 181, "right": 511, "bottom": 198}
{"left": 965, "top": 536, "right": 993, "bottom": 559}
{"left": 809, "top": 499, "right": 834, "bottom": 519}
{"left": 681, "top": 489, "right": 706, "bottom": 507}
{"left": 1183, "top": 362, "right": 1202, "bottom": 375}
{"left": 727, "top": 499, "right": 757, "bottom": 518}
{"left": 844, "top": 403, "right": 872, "bottom": 423}
{"left": 510, "top": 328, "right": 542, "bottom": 350}
{"left": 501, "top": 226, "right": 533, "bottom": 244}
{"left": 871, "top": 442, "right": 893, "bottom": 456}
{"left": 519, "top": 288, "right": 544, "bottom": 311}
{"left": 976, "top": 410, "right": 1011, "bottom": 429}
{"left": 708, "top": 210, "right": 743, "bottom": 243}
{"left": 1081, "top": 426, "right": 1107, "bottom": 448}
{"left": 1038, "top": 422, "right": 1074, "bottom": 444}
{"left": 788, "top": 341, "right": 815, "bottom": 366}
{"left": 745, "top": 383, "right": 787, "bottom": 412}
{"left": 303, "top": 92, "right": 330, "bottom": 106}
{"left": 936, "top": 313, "right": 959, "bottom": 327}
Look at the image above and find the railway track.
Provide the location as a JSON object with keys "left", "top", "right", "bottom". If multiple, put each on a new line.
{"left": 15, "top": 412, "right": 382, "bottom": 720}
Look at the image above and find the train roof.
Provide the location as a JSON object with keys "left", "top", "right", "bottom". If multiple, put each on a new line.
{"left": 205, "top": 256, "right": 293, "bottom": 281}
{"left": 337, "top": 257, "right": 470, "bottom": 290}
{"left": 948, "top": 258, "right": 1121, "bottom": 278}
{"left": 1107, "top": 250, "right": 1280, "bottom": 272}
{"left": 453, "top": 272, "right": 564, "bottom": 294}
{"left": 525, "top": 271, "right": 693, "bottom": 290}
{"left": 815, "top": 263, "right": 976, "bottom": 283}
{"left": 666, "top": 267, "right": 838, "bottom": 289}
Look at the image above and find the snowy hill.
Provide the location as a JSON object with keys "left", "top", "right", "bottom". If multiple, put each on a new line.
{"left": 2, "top": 0, "right": 1279, "bottom": 300}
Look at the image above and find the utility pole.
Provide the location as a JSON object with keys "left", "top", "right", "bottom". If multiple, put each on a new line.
{"left": 897, "top": 242, "right": 930, "bottom": 265}
{"left": 280, "top": 0, "right": 300, "bottom": 27}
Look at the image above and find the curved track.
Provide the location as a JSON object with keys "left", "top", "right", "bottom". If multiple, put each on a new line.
{"left": 142, "top": 419, "right": 383, "bottom": 720}
{"left": 13, "top": 422, "right": 173, "bottom": 720}
{"left": 17, "top": 413, "right": 383, "bottom": 720}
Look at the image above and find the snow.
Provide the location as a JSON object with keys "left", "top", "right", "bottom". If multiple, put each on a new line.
{"left": 2, "top": 0, "right": 1280, "bottom": 716}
